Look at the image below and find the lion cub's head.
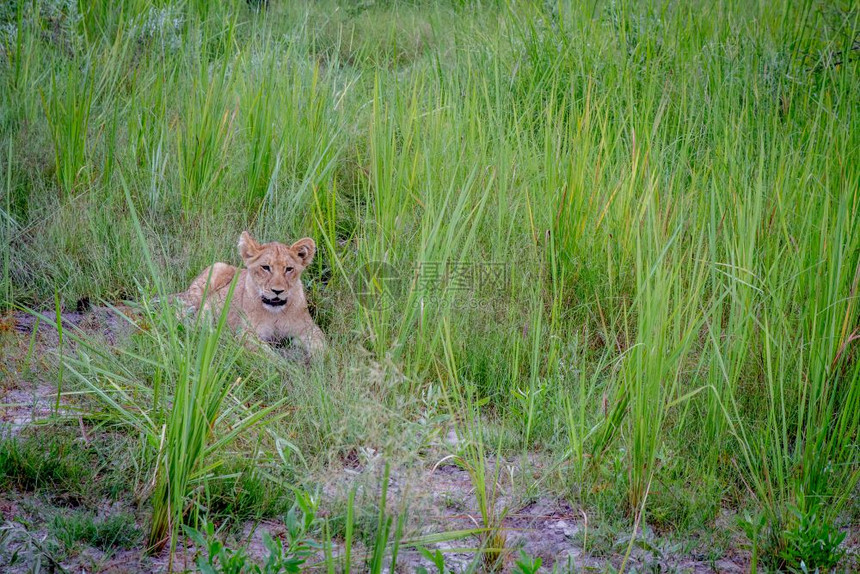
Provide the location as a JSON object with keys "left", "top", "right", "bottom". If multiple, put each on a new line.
{"left": 238, "top": 231, "right": 315, "bottom": 310}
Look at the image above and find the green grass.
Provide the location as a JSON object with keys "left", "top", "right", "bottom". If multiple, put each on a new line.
{"left": 50, "top": 510, "right": 141, "bottom": 552}
{"left": 0, "top": 427, "right": 133, "bottom": 505}
{"left": 0, "top": 431, "right": 95, "bottom": 497}
{"left": 0, "top": 0, "right": 858, "bottom": 570}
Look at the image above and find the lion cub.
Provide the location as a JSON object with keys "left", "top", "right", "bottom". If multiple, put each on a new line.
{"left": 179, "top": 231, "right": 325, "bottom": 356}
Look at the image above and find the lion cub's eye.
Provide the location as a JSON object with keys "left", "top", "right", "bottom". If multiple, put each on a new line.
{"left": 261, "top": 265, "right": 271, "bottom": 272}
{"left": 285, "top": 266, "right": 294, "bottom": 273}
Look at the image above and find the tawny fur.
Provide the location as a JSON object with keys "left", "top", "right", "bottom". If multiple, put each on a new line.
{"left": 179, "top": 231, "right": 325, "bottom": 356}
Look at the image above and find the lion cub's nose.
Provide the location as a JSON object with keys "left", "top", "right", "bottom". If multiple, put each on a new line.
{"left": 271, "top": 289, "right": 284, "bottom": 295}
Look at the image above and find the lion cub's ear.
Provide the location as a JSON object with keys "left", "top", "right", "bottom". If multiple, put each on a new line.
{"left": 291, "top": 238, "right": 316, "bottom": 267}
{"left": 238, "top": 231, "right": 261, "bottom": 262}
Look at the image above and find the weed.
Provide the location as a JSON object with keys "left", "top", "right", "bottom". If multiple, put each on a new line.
{"left": 186, "top": 521, "right": 254, "bottom": 574}
{"left": 512, "top": 550, "right": 542, "bottom": 574}
{"left": 0, "top": 519, "right": 66, "bottom": 572}
{"left": 779, "top": 507, "right": 847, "bottom": 572}
{"left": 741, "top": 506, "right": 848, "bottom": 573}
{"left": 185, "top": 510, "right": 319, "bottom": 574}
{"left": 416, "top": 546, "right": 450, "bottom": 574}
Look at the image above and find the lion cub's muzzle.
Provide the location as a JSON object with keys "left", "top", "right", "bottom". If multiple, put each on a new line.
{"left": 261, "top": 295, "right": 288, "bottom": 307}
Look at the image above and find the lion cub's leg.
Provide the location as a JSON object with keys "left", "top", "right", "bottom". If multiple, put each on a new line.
{"left": 178, "top": 262, "right": 237, "bottom": 310}
{"left": 292, "top": 322, "right": 327, "bottom": 357}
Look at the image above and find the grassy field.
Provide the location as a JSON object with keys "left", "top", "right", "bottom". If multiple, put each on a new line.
{"left": 0, "top": 0, "right": 858, "bottom": 571}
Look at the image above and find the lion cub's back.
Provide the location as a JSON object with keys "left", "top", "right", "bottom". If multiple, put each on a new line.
{"left": 180, "top": 262, "right": 242, "bottom": 309}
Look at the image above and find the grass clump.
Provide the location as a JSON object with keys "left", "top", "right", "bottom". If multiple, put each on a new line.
{"left": 203, "top": 461, "right": 292, "bottom": 524}
{"left": 60, "top": 287, "right": 286, "bottom": 556}
{"left": 0, "top": 430, "right": 97, "bottom": 503}
{"left": 50, "top": 510, "right": 141, "bottom": 552}
{"left": 0, "top": 427, "right": 138, "bottom": 505}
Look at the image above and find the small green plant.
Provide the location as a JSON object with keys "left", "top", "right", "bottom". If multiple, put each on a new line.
{"left": 740, "top": 506, "right": 847, "bottom": 573}
{"left": 0, "top": 519, "right": 66, "bottom": 572}
{"left": 185, "top": 521, "right": 252, "bottom": 574}
{"left": 276, "top": 489, "right": 323, "bottom": 572}
{"left": 186, "top": 491, "right": 321, "bottom": 573}
{"left": 780, "top": 506, "right": 846, "bottom": 573}
{"left": 512, "top": 550, "right": 542, "bottom": 574}
{"left": 416, "top": 546, "right": 450, "bottom": 574}
{"left": 738, "top": 511, "right": 767, "bottom": 574}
